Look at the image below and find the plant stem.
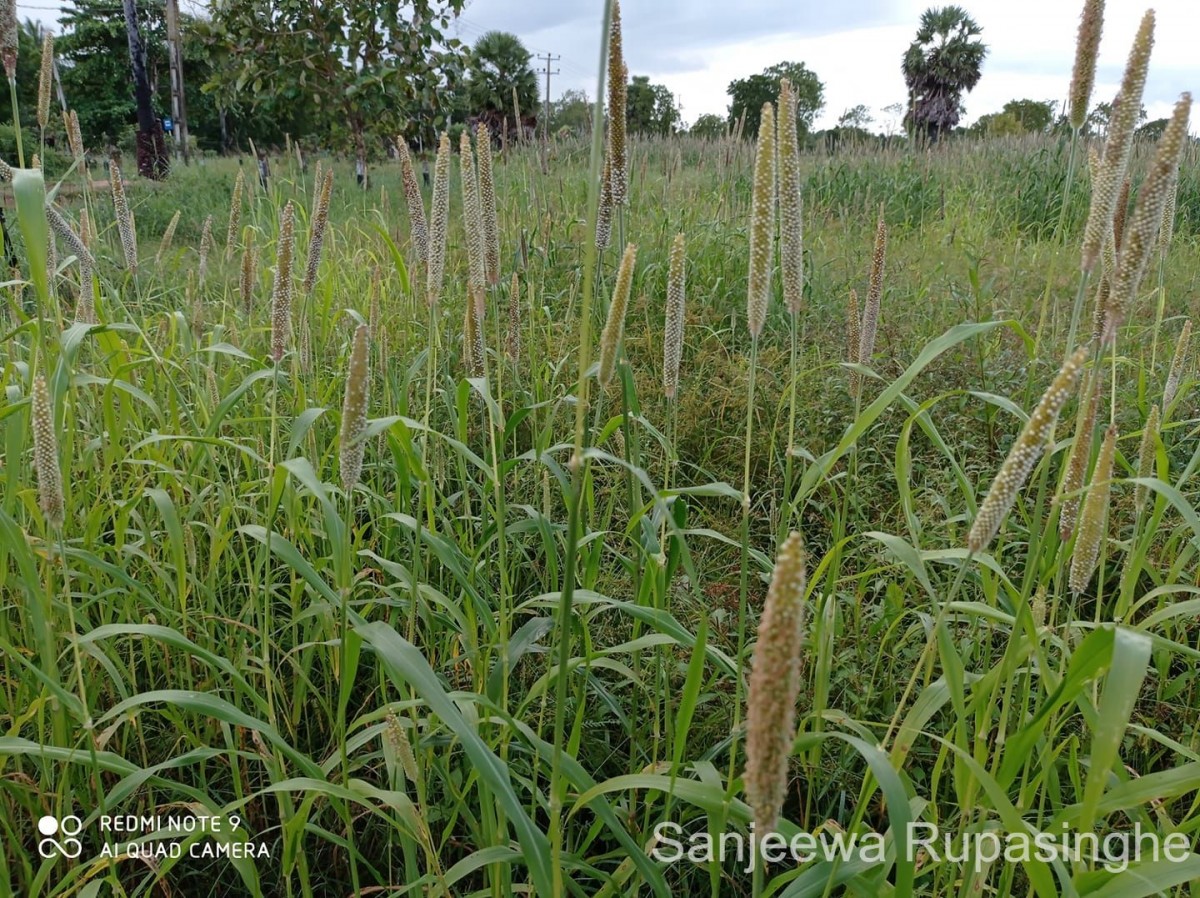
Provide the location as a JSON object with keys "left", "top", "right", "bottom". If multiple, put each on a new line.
{"left": 547, "top": 6, "right": 612, "bottom": 891}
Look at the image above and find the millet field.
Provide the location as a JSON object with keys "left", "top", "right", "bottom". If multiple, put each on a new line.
{"left": 3, "top": 1, "right": 1200, "bottom": 896}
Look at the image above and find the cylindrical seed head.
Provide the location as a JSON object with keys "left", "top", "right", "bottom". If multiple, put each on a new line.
{"left": 968, "top": 346, "right": 1089, "bottom": 553}
{"left": 1134, "top": 404, "right": 1159, "bottom": 513}
{"left": 1157, "top": 172, "right": 1177, "bottom": 258}
{"left": 459, "top": 130, "right": 486, "bottom": 295}
{"left": 76, "top": 257, "right": 95, "bottom": 325}
{"left": 398, "top": 140, "right": 429, "bottom": 263}
{"left": 596, "top": 154, "right": 613, "bottom": 250}
{"left": 506, "top": 271, "right": 521, "bottom": 362}
{"left": 46, "top": 230, "right": 56, "bottom": 290}
{"left": 303, "top": 167, "right": 333, "bottom": 295}
{"left": 1079, "top": 11, "right": 1154, "bottom": 274}
{"left": 1104, "top": 93, "right": 1190, "bottom": 344}
{"left": 226, "top": 168, "right": 244, "bottom": 261}
{"left": 607, "top": 1, "right": 627, "bottom": 206}
{"left": 426, "top": 132, "right": 451, "bottom": 307}
{"left": 1069, "top": 423, "right": 1117, "bottom": 595}
{"left": 45, "top": 204, "right": 95, "bottom": 270}
{"left": 36, "top": 33, "right": 52, "bottom": 131}
{"left": 744, "top": 531, "right": 807, "bottom": 835}
{"left": 858, "top": 210, "right": 887, "bottom": 375}
{"left": 110, "top": 160, "right": 137, "bottom": 272}
{"left": 1058, "top": 366, "right": 1100, "bottom": 542}
{"left": 198, "top": 214, "right": 214, "bottom": 283}
{"left": 663, "top": 232, "right": 686, "bottom": 399}
{"left": 156, "top": 209, "right": 181, "bottom": 267}
{"left": 1113, "top": 177, "right": 1131, "bottom": 254}
{"left": 339, "top": 324, "right": 371, "bottom": 493}
{"left": 1, "top": 0, "right": 18, "bottom": 80}
{"left": 777, "top": 79, "right": 804, "bottom": 316}
{"left": 384, "top": 709, "right": 419, "bottom": 783}
{"left": 270, "top": 201, "right": 296, "bottom": 363}
{"left": 67, "top": 110, "right": 84, "bottom": 166}
{"left": 463, "top": 295, "right": 484, "bottom": 377}
{"left": 477, "top": 123, "right": 500, "bottom": 286}
{"left": 30, "top": 375, "right": 64, "bottom": 528}
{"left": 598, "top": 243, "right": 637, "bottom": 386}
{"left": 472, "top": 288, "right": 486, "bottom": 373}
{"left": 747, "top": 102, "right": 776, "bottom": 339}
{"left": 1068, "top": 0, "right": 1104, "bottom": 131}
{"left": 1162, "top": 319, "right": 1191, "bottom": 411}
{"left": 1103, "top": 176, "right": 1131, "bottom": 279}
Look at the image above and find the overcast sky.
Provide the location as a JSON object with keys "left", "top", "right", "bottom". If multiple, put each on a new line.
{"left": 17, "top": 0, "right": 1196, "bottom": 131}
{"left": 449, "top": 0, "right": 1197, "bottom": 131}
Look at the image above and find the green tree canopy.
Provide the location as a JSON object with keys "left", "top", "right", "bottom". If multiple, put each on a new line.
{"left": 902, "top": 5, "right": 988, "bottom": 139}
{"left": 466, "top": 30, "right": 537, "bottom": 133}
{"left": 549, "top": 89, "right": 592, "bottom": 133}
{"left": 837, "top": 104, "right": 873, "bottom": 130}
{"left": 56, "top": 0, "right": 167, "bottom": 150}
{"left": 626, "top": 75, "right": 679, "bottom": 135}
{"left": 689, "top": 113, "right": 726, "bottom": 139}
{"left": 208, "top": 0, "right": 466, "bottom": 161}
{"left": 1, "top": 19, "right": 44, "bottom": 131}
{"left": 1087, "top": 98, "right": 1147, "bottom": 134}
{"left": 1001, "top": 98, "right": 1054, "bottom": 132}
{"left": 969, "top": 110, "right": 1022, "bottom": 137}
{"left": 727, "top": 61, "right": 823, "bottom": 139}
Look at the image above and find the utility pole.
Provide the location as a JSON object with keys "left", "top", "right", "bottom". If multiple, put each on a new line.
{"left": 164, "top": 0, "right": 190, "bottom": 165}
{"left": 535, "top": 53, "right": 559, "bottom": 172}
{"left": 122, "top": 0, "right": 168, "bottom": 178}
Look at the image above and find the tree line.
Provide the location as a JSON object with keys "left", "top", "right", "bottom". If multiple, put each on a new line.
{"left": 11, "top": 0, "right": 1170, "bottom": 177}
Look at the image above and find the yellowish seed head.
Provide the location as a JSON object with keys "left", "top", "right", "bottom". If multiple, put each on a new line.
{"left": 426, "top": 132, "right": 452, "bottom": 307}
{"left": 598, "top": 243, "right": 637, "bottom": 386}
{"left": 747, "top": 102, "right": 776, "bottom": 339}
{"left": 1080, "top": 10, "right": 1154, "bottom": 273}
{"left": 477, "top": 123, "right": 500, "bottom": 286}
{"left": 1069, "top": 0, "right": 1104, "bottom": 131}
{"left": 339, "top": 324, "right": 371, "bottom": 493}
{"left": 1105, "top": 92, "right": 1189, "bottom": 344}
{"left": 398, "top": 141, "right": 429, "bottom": 263}
{"left": 31, "top": 375, "right": 64, "bottom": 528}
{"left": 744, "top": 531, "right": 807, "bottom": 835}
{"left": 968, "top": 346, "right": 1089, "bottom": 553}
{"left": 270, "top": 201, "right": 296, "bottom": 363}
{"left": 664, "top": 233, "right": 686, "bottom": 399}
{"left": 777, "top": 79, "right": 804, "bottom": 317}
{"left": 1069, "top": 424, "right": 1117, "bottom": 595}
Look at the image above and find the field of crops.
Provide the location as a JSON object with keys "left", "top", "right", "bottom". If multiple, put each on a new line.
{"left": 3, "top": 3, "right": 1200, "bottom": 896}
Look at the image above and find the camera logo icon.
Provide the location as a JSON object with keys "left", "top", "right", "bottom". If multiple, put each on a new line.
{"left": 37, "top": 816, "right": 83, "bottom": 859}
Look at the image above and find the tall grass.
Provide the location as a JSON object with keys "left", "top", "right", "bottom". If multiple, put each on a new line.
{"left": 3, "top": 6, "right": 1200, "bottom": 897}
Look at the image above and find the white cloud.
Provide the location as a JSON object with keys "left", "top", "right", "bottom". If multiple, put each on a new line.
{"left": 528, "top": 0, "right": 1198, "bottom": 131}
{"left": 26, "top": 0, "right": 1195, "bottom": 132}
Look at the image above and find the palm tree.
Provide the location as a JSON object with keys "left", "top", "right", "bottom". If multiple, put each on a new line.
{"left": 466, "top": 31, "right": 538, "bottom": 134}
{"left": 902, "top": 6, "right": 987, "bottom": 141}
